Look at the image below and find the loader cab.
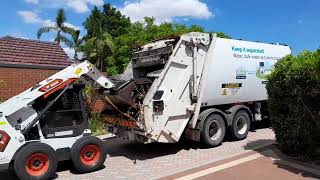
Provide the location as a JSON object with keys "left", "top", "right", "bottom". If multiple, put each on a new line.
{"left": 37, "top": 84, "right": 88, "bottom": 139}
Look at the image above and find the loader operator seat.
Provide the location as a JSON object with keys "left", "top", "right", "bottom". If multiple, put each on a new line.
{"left": 39, "top": 85, "right": 88, "bottom": 139}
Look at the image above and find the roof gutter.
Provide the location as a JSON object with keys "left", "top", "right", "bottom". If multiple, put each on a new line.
{"left": 0, "top": 63, "right": 67, "bottom": 70}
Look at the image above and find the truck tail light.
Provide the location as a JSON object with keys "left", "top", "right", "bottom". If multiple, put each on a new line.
{"left": 0, "top": 130, "right": 10, "bottom": 152}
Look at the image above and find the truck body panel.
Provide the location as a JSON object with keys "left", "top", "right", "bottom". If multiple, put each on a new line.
{"left": 202, "top": 38, "right": 291, "bottom": 106}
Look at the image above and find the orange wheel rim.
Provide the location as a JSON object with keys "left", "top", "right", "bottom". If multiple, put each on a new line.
{"left": 25, "top": 153, "right": 50, "bottom": 176}
{"left": 80, "top": 144, "right": 101, "bottom": 166}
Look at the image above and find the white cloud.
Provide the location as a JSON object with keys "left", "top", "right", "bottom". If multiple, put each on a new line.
{"left": 63, "top": 47, "right": 75, "bottom": 58}
{"left": 25, "top": 0, "right": 39, "bottom": 4}
{"left": 66, "top": 0, "right": 90, "bottom": 13}
{"left": 18, "top": 10, "right": 81, "bottom": 30}
{"left": 28, "top": 0, "right": 104, "bottom": 13}
{"left": 66, "top": 0, "right": 104, "bottom": 13}
{"left": 120, "top": 0, "right": 213, "bottom": 23}
{"left": 63, "top": 47, "right": 84, "bottom": 59}
{"left": 18, "top": 11, "right": 53, "bottom": 26}
{"left": 64, "top": 22, "right": 81, "bottom": 30}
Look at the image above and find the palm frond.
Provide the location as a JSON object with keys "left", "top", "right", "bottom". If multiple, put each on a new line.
{"left": 37, "top": 26, "right": 56, "bottom": 39}
{"left": 56, "top": 8, "right": 66, "bottom": 28}
{"left": 102, "top": 32, "right": 115, "bottom": 52}
{"left": 85, "top": 37, "right": 98, "bottom": 49}
{"left": 60, "top": 35, "right": 74, "bottom": 48}
{"left": 61, "top": 25, "right": 76, "bottom": 35}
{"left": 73, "top": 30, "right": 81, "bottom": 42}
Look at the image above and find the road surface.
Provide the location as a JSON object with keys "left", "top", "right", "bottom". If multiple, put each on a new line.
{"left": 1, "top": 126, "right": 277, "bottom": 180}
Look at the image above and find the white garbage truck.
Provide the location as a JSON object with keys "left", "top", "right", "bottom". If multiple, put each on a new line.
{"left": 0, "top": 32, "right": 291, "bottom": 179}
{"left": 103, "top": 32, "right": 291, "bottom": 146}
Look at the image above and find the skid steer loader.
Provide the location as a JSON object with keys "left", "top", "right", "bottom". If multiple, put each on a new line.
{"left": 0, "top": 61, "right": 114, "bottom": 180}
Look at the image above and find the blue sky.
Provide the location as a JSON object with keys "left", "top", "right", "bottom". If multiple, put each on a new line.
{"left": 0, "top": 0, "right": 319, "bottom": 56}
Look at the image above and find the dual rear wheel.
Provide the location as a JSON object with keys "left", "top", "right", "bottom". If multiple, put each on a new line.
{"left": 13, "top": 136, "right": 106, "bottom": 180}
{"left": 200, "top": 110, "right": 251, "bottom": 147}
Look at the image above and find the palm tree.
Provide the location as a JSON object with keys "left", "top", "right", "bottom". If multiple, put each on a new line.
{"left": 71, "top": 30, "right": 83, "bottom": 60}
{"left": 83, "top": 32, "right": 114, "bottom": 71}
{"left": 37, "top": 8, "right": 73, "bottom": 45}
{"left": 64, "top": 30, "right": 84, "bottom": 60}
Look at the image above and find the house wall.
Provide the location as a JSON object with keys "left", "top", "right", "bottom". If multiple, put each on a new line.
{"left": 0, "top": 67, "right": 59, "bottom": 101}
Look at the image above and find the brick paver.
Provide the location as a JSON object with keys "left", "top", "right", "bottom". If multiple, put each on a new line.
{"left": 0, "top": 127, "right": 275, "bottom": 180}
{"left": 166, "top": 149, "right": 320, "bottom": 180}
{"left": 196, "top": 156, "right": 319, "bottom": 180}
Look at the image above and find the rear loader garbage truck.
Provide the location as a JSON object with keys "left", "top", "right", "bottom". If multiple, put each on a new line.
{"left": 103, "top": 32, "right": 291, "bottom": 145}
{"left": 0, "top": 32, "right": 291, "bottom": 179}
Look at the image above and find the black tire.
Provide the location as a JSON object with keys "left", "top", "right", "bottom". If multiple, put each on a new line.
{"left": 14, "top": 143, "right": 58, "bottom": 180}
{"left": 71, "top": 136, "right": 106, "bottom": 173}
{"left": 230, "top": 110, "right": 251, "bottom": 140}
{"left": 200, "top": 114, "right": 226, "bottom": 147}
{"left": 8, "top": 161, "right": 15, "bottom": 175}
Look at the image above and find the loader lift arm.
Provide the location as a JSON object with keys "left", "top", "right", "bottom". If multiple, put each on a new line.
{"left": 0, "top": 60, "right": 115, "bottom": 118}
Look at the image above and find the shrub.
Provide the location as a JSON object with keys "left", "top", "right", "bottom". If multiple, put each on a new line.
{"left": 89, "top": 113, "right": 106, "bottom": 136}
{"left": 82, "top": 86, "right": 106, "bottom": 136}
{"left": 267, "top": 49, "right": 320, "bottom": 158}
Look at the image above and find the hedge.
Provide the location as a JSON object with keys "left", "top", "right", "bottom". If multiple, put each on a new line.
{"left": 267, "top": 49, "right": 320, "bottom": 158}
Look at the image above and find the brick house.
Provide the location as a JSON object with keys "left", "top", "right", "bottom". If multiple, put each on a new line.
{"left": 0, "top": 36, "right": 72, "bottom": 101}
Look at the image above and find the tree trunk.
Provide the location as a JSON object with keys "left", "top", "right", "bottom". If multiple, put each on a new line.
{"left": 74, "top": 49, "right": 78, "bottom": 60}
{"left": 56, "top": 30, "right": 61, "bottom": 44}
{"left": 96, "top": 57, "right": 101, "bottom": 71}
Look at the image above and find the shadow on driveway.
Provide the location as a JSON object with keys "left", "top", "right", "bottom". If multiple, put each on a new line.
{"left": 104, "top": 136, "right": 209, "bottom": 162}
{"left": 244, "top": 139, "right": 320, "bottom": 179}
{"left": 105, "top": 121, "right": 273, "bottom": 162}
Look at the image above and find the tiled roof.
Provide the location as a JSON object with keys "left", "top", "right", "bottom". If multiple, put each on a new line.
{"left": 0, "top": 36, "right": 72, "bottom": 68}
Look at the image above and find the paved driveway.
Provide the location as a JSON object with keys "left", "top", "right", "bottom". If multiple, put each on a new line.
{"left": 0, "top": 126, "right": 275, "bottom": 180}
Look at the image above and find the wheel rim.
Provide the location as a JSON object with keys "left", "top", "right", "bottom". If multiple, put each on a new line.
{"left": 208, "top": 120, "right": 221, "bottom": 141}
{"left": 236, "top": 116, "right": 248, "bottom": 135}
{"left": 25, "top": 153, "right": 50, "bottom": 177}
{"left": 80, "top": 144, "right": 101, "bottom": 166}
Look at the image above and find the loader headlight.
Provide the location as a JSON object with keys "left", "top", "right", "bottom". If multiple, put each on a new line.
{"left": 0, "top": 131, "right": 10, "bottom": 152}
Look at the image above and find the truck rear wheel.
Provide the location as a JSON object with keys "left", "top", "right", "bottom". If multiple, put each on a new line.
{"left": 71, "top": 136, "right": 106, "bottom": 173}
{"left": 230, "top": 110, "right": 251, "bottom": 140}
{"left": 201, "top": 114, "right": 226, "bottom": 147}
{"left": 14, "top": 143, "right": 58, "bottom": 180}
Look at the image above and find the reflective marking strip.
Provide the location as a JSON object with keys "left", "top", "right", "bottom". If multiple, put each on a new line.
{"left": 175, "top": 153, "right": 263, "bottom": 180}
{"left": 0, "top": 122, "right": 7, "bottom": 125}
{"left": 105, "top": 117, "right": 138, "bottom": 128}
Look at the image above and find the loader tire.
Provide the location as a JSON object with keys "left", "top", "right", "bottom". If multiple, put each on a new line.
{"left": 230, "top": 110, "right": 251, "bottom": 140}
{"left": 14, "top": 143, "right": 58, "bottom": 180}
{"left": 71, "top": 136, "right": 106, "bottom": 173}
{"left": 201, "top": 114, "right": 226, "bottom": 147}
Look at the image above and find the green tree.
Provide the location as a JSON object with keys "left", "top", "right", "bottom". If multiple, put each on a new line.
{"left": 214, "top": 32, "right": 231, "bottom": 39}
{"left": 83, "top": 4, "right": 131, "bottom": 39}
{"left": 83, "top": 4, "right": 231, "bottom": 75}
{"left": 82, "top": 4, "right": 130, "bottom": 71}
{"left": 82, "top": 32, "right": 114, "bottom": 71}
{"left": 37, "top": 8, "right": 73, "bottom": 45}
{"left": 106, "top": 17, "right": 218, "bottom": 74}
{"left": 65, "top": 30, "right": 84, "bottom": 60}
